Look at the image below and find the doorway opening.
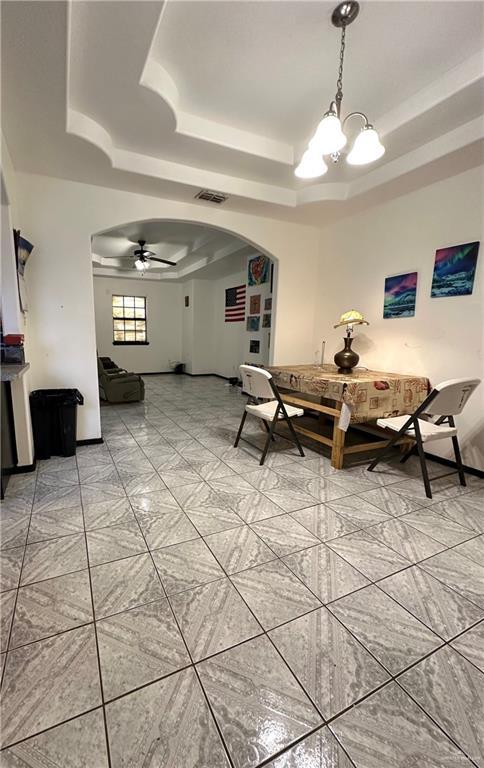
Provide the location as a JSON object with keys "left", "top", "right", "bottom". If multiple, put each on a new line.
{"left": 91, "top": 219, "right": 278, "bottom": 381}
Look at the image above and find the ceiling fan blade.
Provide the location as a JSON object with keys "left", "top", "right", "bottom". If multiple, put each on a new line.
{"left": 134, "top": 249, "right": 155, "bottom": 257}
{"left": 149, "top": 257, "right": 177, "bottom": 266}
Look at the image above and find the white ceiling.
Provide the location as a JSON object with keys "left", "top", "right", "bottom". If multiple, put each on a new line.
{"left": 92, "top": 220, "right": 257, "bottom": 280}
{"left": 2, "top": 0, "right": 484, "bottom": 224}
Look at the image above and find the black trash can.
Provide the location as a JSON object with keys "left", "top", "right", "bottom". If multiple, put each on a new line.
{"left": 30, "top": 389, "right": 84, "bottom": 459}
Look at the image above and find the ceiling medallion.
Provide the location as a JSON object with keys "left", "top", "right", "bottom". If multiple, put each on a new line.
{"left": 295, "top": 1, "right": 385, "bottom": 179}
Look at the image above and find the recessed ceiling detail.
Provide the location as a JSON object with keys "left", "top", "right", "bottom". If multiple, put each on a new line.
{"left": 2, "top": 0, "right": 483, "bottom": 222}
{"left": 92, "top": 220, "right": 258, "bottom": 281}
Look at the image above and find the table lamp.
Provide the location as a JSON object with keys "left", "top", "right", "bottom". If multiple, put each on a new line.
{"left": 333, "top": 310, "right": 369, "bottom": 373}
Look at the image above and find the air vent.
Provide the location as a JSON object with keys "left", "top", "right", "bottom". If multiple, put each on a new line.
{"left": 194, "top": 190, "right": 228, "bottom": 205}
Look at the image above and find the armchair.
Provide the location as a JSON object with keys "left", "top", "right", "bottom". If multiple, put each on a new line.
{"left": 97, "top": 358, "right": 145, "bottom": 403}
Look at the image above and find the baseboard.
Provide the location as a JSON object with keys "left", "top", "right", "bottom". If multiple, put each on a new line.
{"left": 137, "top": 370, "right": 232, "bottom": 381}
{"left": 137, "top": 371, "right": 174, "bottom": 376}
{"left": 183, "top": 372, "right": 230, "bottom": 381}
{"left": 424, "top": 451, "right": 483, "bottom": 479}
{"left": 76, "top": 437, "right": 104, "bottom": 446}
{"left": 8, "top": 461, "right": 37, "bottom": 474}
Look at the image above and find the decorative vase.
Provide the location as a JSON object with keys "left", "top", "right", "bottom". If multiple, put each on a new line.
{"left": 334, "top": 336, "right": 359, "bottom": 374}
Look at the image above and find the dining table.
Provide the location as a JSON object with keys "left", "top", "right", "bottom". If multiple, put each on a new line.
{"left": 268, "top": 363, "right": 430, "bottom": 469}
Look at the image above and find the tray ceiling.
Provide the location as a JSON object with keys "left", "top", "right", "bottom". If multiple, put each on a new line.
{"left": 2, "top": 0, "right": 483, "bottom": 223}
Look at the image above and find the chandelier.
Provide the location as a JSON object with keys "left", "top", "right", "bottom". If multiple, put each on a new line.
{"left": 295, "top": 1, "right": 385, "bottom": 179}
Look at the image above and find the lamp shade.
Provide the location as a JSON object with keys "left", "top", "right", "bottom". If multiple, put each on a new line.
{"left": 334, "top": 310, "right": 369, "bottom": 328}
{"left": 295, "top": 150, "right": 328, "bottom": 179}
{"left": 347, "top": 126, "right": 385, "bottom": 165}
{"left": 309, "top": 113, "right": 347, "bottom": 155}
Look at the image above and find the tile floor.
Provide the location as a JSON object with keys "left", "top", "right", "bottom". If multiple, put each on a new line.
{"left": 0, "top": 374, "right": 483, "bottom": 767}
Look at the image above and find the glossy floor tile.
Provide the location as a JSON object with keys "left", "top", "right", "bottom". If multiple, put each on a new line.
{"left": 21, "top": 534, "right": 88, "bottom": 585}
{"left": 10, "top": 569, "right": 93, "bottom": 648}
{"left": 329, "top": 585, "right": 442, "bottom": 674}
{"left": 2, "top": 375, "right": 482, "bottom": 766}
{"left": 231, "top": 558, "right": 321, "bottom": 629}
{"left": 151, "top": 536, "right": 224, "bottom": 594}
{"left": 331, "top": 682, "right": 473, "bottom": 768}
{"left": 171, "top": 576, "right": 261, "bottom": 660}
{"left": 204, "top": 524, "right": 275, "bottom": 573}
{"left": 366, "top": 517, "right": 446, "bottom": 563}
{"left": 291, "top": 504, "right": 359, "bottom": 542}
{"left": 90, "top": 553, "right": 164, "bottom": 619}
{"left": 97, "top": 599, "right": 190, "bottom": 699}
{"left": 198, "top": 635, "right": 322, "bottom": 768}
{"left": 401, "top": 507, "right": 476, "bottom": 547}
{"left": 451, "top": 621, "right": 484, "bottom": 673}
{"left": 283, "top": 543, "right": 370, "bottom": 603}
{"left": 269, "top": 607, "right": 389, "bottom": 719}
{"left": 420, "top": 548, "right": 484, "bottom": 608}
{"left": 400, "top": 646, "right": 484, "bottom": 765}
{"left": 0, "top": 709, "right": 109, "bottom": 767}
{"left": 266, "top": 727, "right": 356, "bottom": 767}
{"left": 105, "top": 668, "right": 230, "bottom": 768}
{"left": 378, "top": 565, "right": 483, "bottom": 640}
{"left": 326, "top": 530, "right": 410, "bottom": 581}
{"left": 0, "top": 625, "right": 101, "bottom": 747}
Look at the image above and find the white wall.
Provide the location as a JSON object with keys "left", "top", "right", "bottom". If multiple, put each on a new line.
{"left": 15, "top": 171, "right": 320, "bottom": 439}
{"left": 317, "top": 166, "right": 484, "bottom": 469}
{"left": 1, "top": 139, "right": 35, "bottom": 467}
{"left": 93, "top": 275, "right": 183, "bottom": 373}
{"left": 212, "top": 269, "right": 247, "bottom": 378}
{"left": 180, "top": 271, "right": 247, "bottom": 378}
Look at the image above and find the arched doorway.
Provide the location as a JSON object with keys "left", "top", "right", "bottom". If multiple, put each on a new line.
{"left": 90, "top": 219, "right": 278, "bottom": 379}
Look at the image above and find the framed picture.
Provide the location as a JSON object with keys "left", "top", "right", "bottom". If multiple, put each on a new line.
{"left": 184, "top": 295, "right": 189, "bottom": 307}
{"left": 264, "top": 297, "right": 272, "bottom": 311}
{"left": 383, "top": 272, "right": 418, "bottom": 319}
{"left": 13, "top": 230, "right": 34, "bottom": 313}
{"left": 248, "top": 254, "right": 270, "bottom": 286}
{"left": 249, "top": 340, "right": 260, "bottom": 354}
{"left": 262, "top": 313, "right": 271, "bottom": 328}
{"left": 431, "top": 242, "right": 479, "bottom": 297}
{"left": 246, "top": 315, "right": 260, "bottom": 332}
{"left": 249, "top": 294, "right": 261, "bottom": 314}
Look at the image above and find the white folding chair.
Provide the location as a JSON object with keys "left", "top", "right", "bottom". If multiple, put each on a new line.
{"left": 368, "top": 378, "right": 481, "bottom": 498}
{"left": 234, "top": 364, "right": 306, "bottom": 465}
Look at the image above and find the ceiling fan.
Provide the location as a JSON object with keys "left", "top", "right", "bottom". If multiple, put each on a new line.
{"left": 133, "top": 240, "right": 176, "bottom": 271}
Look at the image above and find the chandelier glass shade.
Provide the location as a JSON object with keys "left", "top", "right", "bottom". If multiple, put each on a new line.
{"left": 346, "top": 125, "right": 385, "bottom": 165}
{"left": 295, "top": 1, "right": 385, "bottom": 179}
{"left": 294, "top": 149, "right": 328, "bottom": 179}
{"left": 134, "top": 258, "right": 150, "bottom": 271}
{"left": 309, "top": 111, "right": 347, "bottom": 155}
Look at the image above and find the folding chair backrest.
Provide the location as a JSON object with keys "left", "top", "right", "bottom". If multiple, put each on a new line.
{"left": 425, "top": 378, "right": 481, "bottom": 416}
{"left": 240, "top": 364, "right": 275, "bottom": 400}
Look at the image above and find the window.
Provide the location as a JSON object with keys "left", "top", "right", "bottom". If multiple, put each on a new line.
{"left": 112, "top": 295, "right": 148, "bottom": 344}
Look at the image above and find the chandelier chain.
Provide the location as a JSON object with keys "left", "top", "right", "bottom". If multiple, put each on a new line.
{"left": 335, "top": 24, "right": 346, "bottom": 108}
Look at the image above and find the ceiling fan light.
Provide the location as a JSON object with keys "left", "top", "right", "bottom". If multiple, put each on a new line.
{"left": 309, "top": 113, "right": 347, "bottom": 155}
{"left": 134, "top": 258, "right": 145, "bottom": 271}
{"left": 295, "top": 150, "right": 328, "bottom": 179}
{"left": 347, "top": 126, "right": 385, "bottom": 165}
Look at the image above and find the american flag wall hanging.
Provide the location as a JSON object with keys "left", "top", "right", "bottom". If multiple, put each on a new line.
{"left": 225, "top": 285, "right": 246, "bottom": 322}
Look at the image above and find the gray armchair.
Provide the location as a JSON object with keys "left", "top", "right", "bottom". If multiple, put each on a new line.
{"left": 97, "top": 358, "right": 145, "bottom": 403}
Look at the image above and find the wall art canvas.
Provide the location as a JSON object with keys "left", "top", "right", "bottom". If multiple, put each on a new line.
{"left": 262, "top": 313, "right": 271, "bottom": 328}
{"left": 431, "top": 241, "right": 479, "bottom": 297}
{"left": 249, "top": 339, "right": 260, "bottom": 354}
{"left": 249, "top": 294, "right": 261, "bottom": 314}
{"left": 264, "top": 297, "right": 272, "bottom": 311}
{"left": 248, "top": 254, "right": 270, "bottom": 285}
{"left": 246, "top": 315, "right": 260, "bottom": 332}
{"left": 383, "top": 272, "right": 418, "bottom": 319}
